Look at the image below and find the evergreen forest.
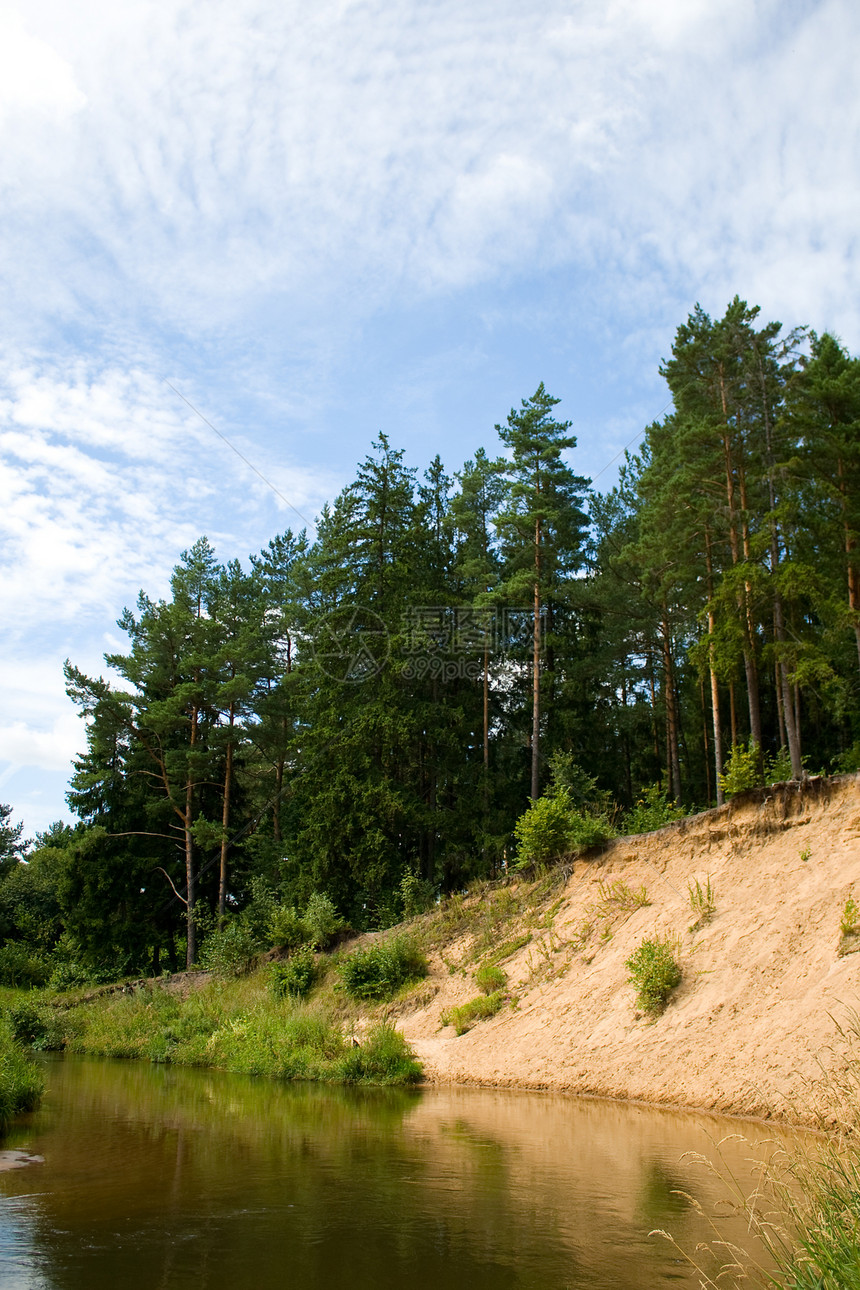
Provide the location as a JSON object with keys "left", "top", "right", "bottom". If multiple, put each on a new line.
{"left": 2, "top": 297, "right": 859, "bottom": 977}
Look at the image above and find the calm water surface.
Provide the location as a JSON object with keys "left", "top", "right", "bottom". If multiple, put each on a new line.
{"left": 0, "top": 1056, "right": 804, "bottom": 1289}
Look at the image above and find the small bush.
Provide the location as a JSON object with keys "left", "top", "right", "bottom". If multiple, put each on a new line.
{"left": 337, "top": 937, "right": 428, "bottom": 1001}
{"left": 267, "top": 905, "right": 306, "bottom": 951}
{"left": 688, "top": 877, "right": 716, "bottom": 930}
{"left": 474, "top": 962, "right": 507, "bottom": 994}
{"left": 5, "top": 999, "right": 68, "bottom": 1050}
{"left": 622, "top": 784, "right": 687, "bottom": 835}
{"left": 400, "top": 871, "right": 435, "bottom": 918}
{"left": 514, "top": 790, "right": 615, "bottom": 869}
{"left": 198, "top": 922, "right": 259, "bottom": 977}
{"left": 302, "top": 893, "right": 345, "bottom": 950}
{"left": 841, "top": 897, "right": 859, "bottom": 937}
{"left": 625, "top": 936, "right": 682, "bottom": 1015}
{"left": 442, "top": 991, "right": 506, "bottom": 1036}
{"left": 719, "top": 739, "right": 763, "bottom": 795}
{"left": 270, "top": 946, "right": 319, "bottom": 999}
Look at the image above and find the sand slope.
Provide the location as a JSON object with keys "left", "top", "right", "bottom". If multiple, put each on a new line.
{"left": 395, "top": 775, "right": 860, "bottom": 1125}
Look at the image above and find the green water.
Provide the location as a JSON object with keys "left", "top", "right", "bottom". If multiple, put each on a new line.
{"left": 0, "top": 1056, "right": 800, "bottom": 1288}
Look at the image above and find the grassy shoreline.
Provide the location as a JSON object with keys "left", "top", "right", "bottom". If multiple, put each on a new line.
{"left": 3, "top": 971, "right": 422, "bottom": 1087}
{"left": 0, "top": 1017, "right": 44, "bottom": 1133}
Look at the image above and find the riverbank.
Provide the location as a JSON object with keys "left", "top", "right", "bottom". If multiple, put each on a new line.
{"left": 389, "top": 775, "right": 860, "bottom": 1129}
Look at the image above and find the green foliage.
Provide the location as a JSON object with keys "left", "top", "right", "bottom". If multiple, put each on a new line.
{"left": 441, "top": 990, "right": 506, "bottom": 1035}
{"left": 0, "top": 1018, "right": 44, "bottom": 1132}
{"left": 622, "top": 785, "right": 687, "bottom": 835}
{"left": 595, "top": 880, "right": 650, "bottom": 912}
{"left": 841, "top": 897, "right": 859, "bottom": 937}
{"left": 513, "top": 789, "right": 615, "bottom": 869}
{"left": 625, "top": 936, "right": 682, "bottom": 1015}
{"left": 474, "top": 962, "right": 507, "bottom": 994}
{"left": 4, "top": 998, "right": 70, "bottom": 1051}
{"left": 42, "top": 977, "right": 421, "bottom": 1085}
{"left": 400, "top": 870, "right": 435, "bottom": 919}
{"left": 688, "top": 877, "right": 716, "bottom": 929}
{"left": 267, "top": 905, "right": 307, "bottom": 951}
{"left": 269, "top": 945, "right": 319, "bottom": 999}
{"left": 301, "top": 893, "right": 345, "bottom": 949}
{"left": 336, "top": 937, "right": 428, "bottom": 1001}
{"left": 198, "top": 921, "right": 259, "bottom": 977}
{"left": 836, "top": 744, "right": 860, "bottom": 774}
{"left": 718, "top": 740, "right": 764, "bottom": 795}
{"left": 0, "top": 943, "right": 52, "bottom": 988}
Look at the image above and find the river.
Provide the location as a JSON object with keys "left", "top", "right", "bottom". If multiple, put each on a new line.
{"left": 0, "top": 1055, "right": 805, "bottom": 1288}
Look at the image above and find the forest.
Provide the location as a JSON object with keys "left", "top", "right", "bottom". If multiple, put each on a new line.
{"left": 1, "top": 296, "right": 858, "bottom": 978}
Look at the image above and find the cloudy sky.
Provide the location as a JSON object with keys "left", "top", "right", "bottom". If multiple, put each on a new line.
{"left": 1, "top": 0, "right": 858, "bottom": 838}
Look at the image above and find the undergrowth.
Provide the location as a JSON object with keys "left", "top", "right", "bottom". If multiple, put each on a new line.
{"left": 3, "top": 975, "right": 421, "bottom": 1086}
{"left": 0, "top": 1016, "right": 44, "bottom": 1132}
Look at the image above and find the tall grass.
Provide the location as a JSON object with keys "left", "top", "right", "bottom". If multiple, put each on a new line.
{"left": 15, "top": 976, "right": 421, "bottom": 1086}
{"left": 0, "top": 1017, "right": 44, "bottom": 1133}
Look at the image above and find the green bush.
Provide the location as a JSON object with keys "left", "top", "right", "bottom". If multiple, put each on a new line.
{"left": 267, "top": 905, "right": 307, "bottom": 951}
{"left": 622, "top": 784, "right": 687, "bottom": 835}
{"left": 337, "top": 937, "right": 428, "bottom": 1001}
{"left": 625, "top": 936, "right": 682, "bottom": 1015}
{"left": 400, "top": 870, "right": 435, "bottom": 918}
{"left": 302, "top": 893, "right": 345, "bottom": 949}
{"left": 719, "top": 739, "right": 763, "bottom": 795}
{"left": 5, "top": 998, "right": 69, "bottom": 1050}
{"left": 514, "top": 789, "right": 615, "bottom": 869}
{"left": 442, "top": 990, "right": 506, "bottom": 1036}
{"left": 270, "top": 946, "right": 319, "bottom": 999}
{"left": 514, "top": 791, "right": 576, "bottom": 866}
{"left": 198, "top": 922, "right": 259, "bottom": 977}
{"left": 0, "top": 942, "right": 52, "bottom": 988}
{"left": 474, "top": 962, "right": 507, "bottom": 994}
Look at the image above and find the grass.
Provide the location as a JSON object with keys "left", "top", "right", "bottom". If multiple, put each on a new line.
{"left": 3, "top": 973, "right": 422, "bottom": 1086}
{"left": 595, "top": 879, "right": 650, "bottom": 913}
{"left": 336, "top": 936, "right": 428, "bottom": 1001}
{"left": 441, "top": 990, "right": 507, "bottom": 1036}
{"left": 0, "top": 1017, "right": 44, "bottom": 1133}
{"left": 688, "top": 876, "right": 717, "bottom": 931}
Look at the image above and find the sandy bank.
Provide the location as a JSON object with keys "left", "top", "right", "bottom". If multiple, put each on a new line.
{"left": 393, "top": 775, "right": 860, "bottom": 1126}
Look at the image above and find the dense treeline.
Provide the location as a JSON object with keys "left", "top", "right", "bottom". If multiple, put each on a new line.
{"left": 2, "top": 298, "right": 859, "bottom": 975}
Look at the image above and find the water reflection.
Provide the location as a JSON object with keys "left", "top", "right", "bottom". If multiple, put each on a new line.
{"left": 0, "top": 1056, "right": 804, "bottom": 1289}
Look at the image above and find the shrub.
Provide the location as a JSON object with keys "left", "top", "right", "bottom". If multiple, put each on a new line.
{"left": 5, "top": 999, "right": 68, "bottom": 1050}
{"left": 0, "top": 942, "right": 52, "bottom": 988}
{"left": 514, "top": 791, "right": 576, "bottom": 866}
{"left": 474, "top": 962, "right": 506, "bottom": 994}
{"left": 302, "top": 893, "right": 345, "bottom": 949}
{"left": 719, "top": 739, "right": 763, "bottom": 795}
{"left": 270, "top": 946, "right": 319, "bottom": 999}
{"left": 442, "top": 991, "right": 506, "bottom": 1036}
{"left": 688, "top": 877, "right": 716, "bottom": 930}
{"left": 267, "top": 905, "right": 306, "bottom": 951}
{"left": 625, "top": 936, "right": 682, "bottom": 1015}
{"left": 622, "top": 784, "right": 687, "bottom": 835}
{"left": 337, "top": 937, "right": 428, "bottom": 1001}
{"left": 198, "top": 921, "right": 259, "bottom": 977}
{"left": 514, "top": 791, "right": 615, "bottom": 869}
{"left": 841, "top": 897, "right": 859, "bottom": 937}
{"left": 400, "top": 870, "right": 435, "bottom": 918}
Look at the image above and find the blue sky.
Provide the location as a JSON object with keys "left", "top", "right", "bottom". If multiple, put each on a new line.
{"left": 1, "top": 0, "right": 859, "bottom": 838}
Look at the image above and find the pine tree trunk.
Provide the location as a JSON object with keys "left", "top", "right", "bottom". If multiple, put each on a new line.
{"left": 218, "top": 712, "right": 234, "bottom": 922}
{"left": 704, "top": 530, "right": 724, "bottom": 804}
{"left": 661, "top": 608, "right": 681, "bottom": 803}
{"left": 531, "top": 517, "right": 541, "bottom": 801}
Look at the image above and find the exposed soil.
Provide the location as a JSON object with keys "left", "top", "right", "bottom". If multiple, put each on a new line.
{"left": 394, "top": 775, "right": 860, "bottom": 1127}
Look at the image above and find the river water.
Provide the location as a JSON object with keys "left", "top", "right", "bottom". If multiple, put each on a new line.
{"left": 0, "top": 1056, "right": 803, "bottom": 1289}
